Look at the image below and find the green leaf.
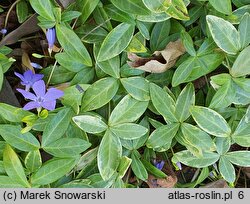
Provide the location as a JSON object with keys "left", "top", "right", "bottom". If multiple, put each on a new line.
{"left": 131, "top": 151, "right": 148, "bottom": 181}
{"left": 150, "top": 83, "right": 177, "bottom": 122}
{"left": 150, "top": 20, "right": 171, "bottom": 51}
{"left": 231, "top": 46, "right": 250, "bottom": 77}
{"left": 181, "top": 31, "right": 196, "bottom": 56}
{"left": 42, "top": 108, "right": 74, "bottom": 146}
{"left": 0, "top": 125, "right": 40, "bottom": 151}
{"left": 61, "top": 11, "right": 81, "bottom": 22}
{"left": 31, "top": 157, "right": 79, "bottom": 185}
{"left": 175, "top": 83, "right": 195, "bottom": 122}
{"left": 225, "top": 151, "right": 250, "bottom": 167}
{"left": 104, "top": 4, "right": 136, "bottom": 24}
{"left": 209, "top": 0, "right": 232, "bottom": 15}
{"left": 81, "top": 77, "right": 119, "bottom": 112}
{"left": 219, "top": 156, "right": 235, "bottom": 183}
{"left": 0, "top": 161, "right": 5, "bottom": 174}
{"left": 16, "top": 0, "right": 29, "bottom": 23}
{"left": 142, "top": 0, "right": 168, "bottom": 13}
{"left": 0, "top": 103, "right": 34, "bottom": 122}
{"left": 110, "top": 0, "right": 151, "bottom": 15}
{"left": 232, "top": 106, "right": 250, "bottom": 147}
{"left": 173, "top": 150, "right": 220, "bottom": 168}
{"left": 164, "top": 0, "right": 189, "bottom": 20}
{"left": 0, "top": 176, "right": 24, "bottom": 188}
{"left": 127, "top": 32, "right": 147, "bottom": 53}
{"left": 206, "top": 15, "right": 240, "bottom": 55}
{"left": 25, "top": 150, "right": 42, "bottom": 173}
{"left": 239, "top": 13, "right": 250, "bottom": 49}
{"left": 109, "top": 95, "right": 148, "bottom": 125}
{"left": 181, "top": 123, "right": 215, "bottom": 153}
{"left": 191, "top": 167, "right": 210, "bottom": 188}
{"left": 29, "top": 0, "right": 55, "bottom": 21}
{"left": 146, "top": 123, "right": 179, "bottom": 151}
{"left": 0, "top": 65, "right": 2, "bottom": 90}
{"left": 190, "top": 106, "right": 231, "bottom": 137}
{"left": 121, "top": 77, "right": 150, "bottom": 101}
{"left": 215, "top": 137, "right": 231, "bottom": 155}
{"left": 137, "top": 12, "right": 171, "bottom": 22}
{"left": 97, "top": 130, "right": 122, "bottom": 180}
{"left": 110, "top": 123, "right": 148, "bottom": 140}
{"left": 96, "top": 55, "right": 120, "bottom": 78}
{"left": 43, "top": 138, "right": 91, "bottom": 158}
{"left": 117, "top": 156, "right": 132, "bottom": 178}
{"left": 141, "top": 159, "right": 167, "bottom": 178}
{"left": 97, "top": 23, "right": 135, "bottom": 62}
{"left": 76, "top": 0, "right": 100, "bottom": 23}
{"left": 56, "top": 24, "right": 92, "bottom": 67}
{"left": 3, "top": 144, "right": 30, "bottom": 187}
{"left": 73, "top": 114, "right": 108, "bottom": 134}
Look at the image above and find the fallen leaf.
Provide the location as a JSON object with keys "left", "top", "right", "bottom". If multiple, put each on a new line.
{"left": 242, "top": 167, "right": 250, "bottom": 179}
{"left": 127, "top": 40, "right": 185, "bottom": 73}
{"left": 146, "top": 174, "right": 177, "bottom": 188}
{"left": 201, "top": 179, "right": 229, "bottom": 188}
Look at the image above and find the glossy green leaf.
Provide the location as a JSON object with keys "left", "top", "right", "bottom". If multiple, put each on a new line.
{"left": 206, "top": 15, "right": 240, "bottom": 55}
{"left": 0, "top": 176, "right": 24, "bottom": 188}
{"left": 225, "top": 151, "right": 250, "bottom": 167}
{"left": 150, "top": 83, "right": 177, "bottom": 122}
{"left": 75, "top": 0, "right": 100, "bottom": 23}
{"left": 110, "top": 123, "right": 148, "bottom": 140}
{"left": 16, "top": 0, "right": 29, "bottom": 23}
{"left": 231, "top": 46, "right": 250, "bottom": 77}
{"left": 29, "top": 0, "right": 55, "bottom": 21}
{"left": 164, "top": 0, "right": 189, "bottom": 20}
{"left": 181, "top": 31, "right": 196, "bottom": 56}
{"left": 239, "top": 13, "right": 250, "bottom": 49}
{"left": 127, "top": 32, "right": 147, "bottom": 53}
{"left": 110, "top": 0, "right": 151, "bottom": 15}
{"left": 232, "top": 106, "right": 250, "bottom": 147}
{"left": 137, "top": 12, "right": 171, "bottom": 22}
{"left": 175, "top": 83, "right": 195, "bottom": 122}
{"left": 142, "top": 0, "right": 168, "bottom": 13}
{"left": 97, "top": 130, "right": 122, "bottom": 180}
{"left": 150, "top": 20, "right": 171, "bottom": 51}
{"left": 173, "top": 150, "right": 220, "bottom": 168}
{"left": 0, "top": 125, "right": 40, "bottom": 151}
{"left": 141, "top": 159, "right": 167, "bottom": 178}
{"left": 31, "top": 157, "right": 79, "bottom": 185}
{"left": 56, "top": 24, "right": 92, "bottom": 67}
{"left": 25, "top": 150, "right": 42, "bottom": 173}
{"left": 121, "top": 77, "right": 150, "bottom": 101}
{"left": 146, "top": 123, "right": 179, "bottom": 151}
{"left": 190, "top": 106, "right": 231, "bottom": 137}
{"left": 131, "top": 151, "right": 148, "bottom": 181}
{"left": 219, "top": 156, "right": 235, "bottom": 183}
{"left": 181, "top": 123, "right": 215, "bottom": 153}
{"left": 97, "top": 55, "right": 120, "bottom": 78}
{"left": 0, "top": 103, "right": 34, "bottom": 122}
{"left": 109, "top": 95, "right": 148, "bottom": 125}
{"left": 117, "top": 156, "right": 132, "bottom": 178}
{"left": 215, "top": 137, "right": 231, "bottom": 155}
{"left": 0, "top": 161, "right": 5, "bottom": 174}
{"left": 81, "top": 77, "right": 119, "bottom": 112}
{"left": 209, "top": 0, "right": 232, "bottom": 15}
{"left": 42, "top": 108, "right": 74, "bottom": 146}
{"left": 43, "top": 138, "right": 91, "bottom": 158}
{"left": 73, "top": 114, "right": 108, "bottom": 134}
{"left": 97, "top": 23, "right": 135, "bottom": 62}
{"left": 3, "top": 145, "right": 30, "bottom": 187}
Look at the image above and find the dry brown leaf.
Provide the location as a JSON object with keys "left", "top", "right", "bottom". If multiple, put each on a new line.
{"left": 146, "top": 174, "right": 177, "bottom": 188}
{"left": 22, "top": 52, "right": 34, "bottom": 71}
{"left": 201, "top": 179, "right": 229, "bottom": 188}
{"left": 242, "top": 167, "right": 250, "bottom": 179}
{"left": 127, "top": 40, "right": 185, "bottom": 73}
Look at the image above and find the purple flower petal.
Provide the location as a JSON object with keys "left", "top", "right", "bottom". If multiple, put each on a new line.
{"left": 46, "top": 28, "right": 56, "bottom": 49}
{"left": 44, "top": 88, "right": 64, "bottom": 101}
{"left": 41, "top": 100, "right": 56, "bottom": 111}
{"left": 14, "top": 72, "right": 25, "bottom": 81}
{"left": 0, "top": 28, "right": 7, "bottom": 34}
{"left": 23, "top": 70, "right": 34, "bottom": 81}
{"left": 30, "top": 62, "right": 42, "bottom": 69}
{"left": 23, "top": 101, "right": 40, "bottom": 110}
{"left": 32, "top": 80, "right": 46, "bottom": 97}
{"left": 176, "top": 162, "right": 182, "bottom": 170}
{"left": 17, "top": 89, "right": 36, "bottom": 100}
{"left": 32, "top": 73, "right": 44, "bottom": 82}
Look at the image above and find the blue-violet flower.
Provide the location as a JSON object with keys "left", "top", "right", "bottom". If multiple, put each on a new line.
{"left": 17, "top": 80, "right": 64, "bottom": 111}
{"left": 176, "top": 162, "right": 182, "bottom": 170}
{"left": 30, "top": 62, "right": 42, "bottom": 69}
{"left": 153, "top": 160, "right": 165, "bottom": 170}
{"left": 0, "top": 28, "right": 7, "bottom": 34}
{"left": 14, "top": 70, "right": 44, "bottom": 91}
{"left": 46, "top": 27, "right": 56, "bottom": 53}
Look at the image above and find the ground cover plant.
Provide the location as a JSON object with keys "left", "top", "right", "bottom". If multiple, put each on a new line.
{"left": 0, "top": 0, "right": 250, "bottom": 188}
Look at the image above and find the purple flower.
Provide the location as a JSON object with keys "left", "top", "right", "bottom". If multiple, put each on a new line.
{"left": 176, "top": 162, "right": 182, "bottom": 170}
{"left": 46, "top": 27, "right": 56, "bottom": 53}
{"left": 17, "top": 80, "right": 64, "bottom": 111}
{"left": 0, "top": 28, "right": 7, "bottom": 34}
{"left": 14, "top": 70, "right": 44, "bottom": 91}
{"left": 30, "top": 62, "right": 42, "bottom": 69}
{"left": 209, "top": 171, "right": 215, "bottom": 178}
{"left": 153, "top": 160, "right": 165, "bottom": 170}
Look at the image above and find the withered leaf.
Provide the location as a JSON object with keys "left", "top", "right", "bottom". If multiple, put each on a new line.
{"left": 201, "top": 179, "right": 229, "bottom": 188}
{"left": 146, "top": 174, "right": 177, "bottom": 188}
{"left": 242, "top": 167, "right": 250, "bottom": 179}
{"left": 127, "top": 40, "right": 185, "bottom": 73}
